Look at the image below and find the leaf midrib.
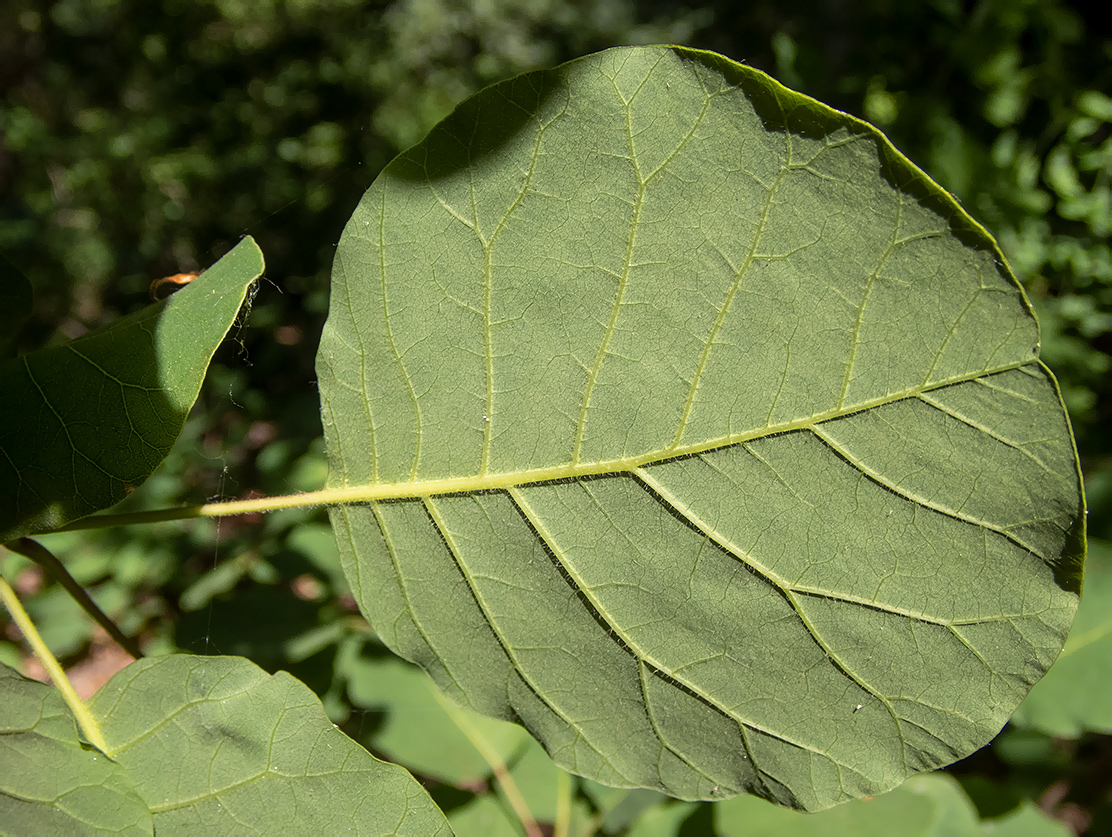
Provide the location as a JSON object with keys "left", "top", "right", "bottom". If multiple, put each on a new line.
{"left": 329, "top": 359, "right": 1032, "bottom": 500}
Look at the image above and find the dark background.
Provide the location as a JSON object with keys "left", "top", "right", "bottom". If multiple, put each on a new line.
{"left": 2, "top": 0, "right": 1110, "bottom": 832}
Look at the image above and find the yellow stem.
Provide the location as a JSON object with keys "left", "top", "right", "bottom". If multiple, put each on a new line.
{"left": 0, "top": 566, "right": 111, "bottom": 754}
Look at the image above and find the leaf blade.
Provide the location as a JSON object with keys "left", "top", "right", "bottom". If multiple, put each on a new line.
{"left": 318, "top": 46, "right": 1084, "bottom": 810}
{"left": 0, "top": 663, "right": 151, "bottom": 834}
{"left": 88, "top": 655, "right": 452, "bottom": 835}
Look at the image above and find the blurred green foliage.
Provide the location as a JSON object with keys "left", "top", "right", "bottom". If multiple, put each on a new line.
{"left": 2, "top": 0, "right": 1110, "bottom": 833}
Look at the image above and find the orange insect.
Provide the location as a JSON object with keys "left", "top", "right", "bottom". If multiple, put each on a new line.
{"left": 149, "top": 271, "right": 202, "bottom": 301}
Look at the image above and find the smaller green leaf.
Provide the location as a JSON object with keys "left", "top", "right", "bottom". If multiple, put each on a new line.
{"left": 715, "top": 773, "right": 982, "bottom": 837}
{"left": 475, "top": 735, "right": 596, "bottom": 835}
{"left": 498, "top": 738, "right": 565, "bottom": 824}
{"left": 88, "top": 654, "right": 451, "bottom": 835}
{"left": 0, "top": 663, "right": 151, "bottom": 835}
{"left": 0, "top": 237, "right": 264, "bottom": 541}
{"left": 1010, "top": 538, "right": 1112, "bottom": 736}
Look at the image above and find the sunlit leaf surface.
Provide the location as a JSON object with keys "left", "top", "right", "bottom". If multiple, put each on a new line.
{"left": 317, "top": 46, "right": 1085, "bottom": 810}
{"left": 0, "top": 663, "right": 150, "bottom": 834}
{"left": 88, "top": 655, "right": 451, "bottom": 835}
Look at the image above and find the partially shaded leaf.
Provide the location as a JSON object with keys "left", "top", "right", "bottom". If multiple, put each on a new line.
{"left": 317, "top": 46, "right": 1085, "bottom": 810}
{"left": 0, "top": 662, "right": 151, "bottom": 834}
{"left": 0, "top": 237, "right": 264, "bottom": 540}
{"left": 447, "top": 794, "right": 520, "bottom": 837}
{"left": 88, "top": 654, "right": 451, "bottom": 834}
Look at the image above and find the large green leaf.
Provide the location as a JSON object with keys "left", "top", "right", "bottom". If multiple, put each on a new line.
{"left": 317, "top": 46, "right": 1085, "bottom": 811}
{"left": 87, "top": 655, "right": 451, "bottom": 834}
{"left": 0, "top": 237, "right": 263, "bottom": 541}
{"left": 0, "top": 663, "right": 151, "bottom": 834}
{"left": 0, "top": 653, "right": 451, "bottom": 833}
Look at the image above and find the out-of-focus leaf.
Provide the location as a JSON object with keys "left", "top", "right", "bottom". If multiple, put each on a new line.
{"left": 983, "top": 802, "right": 1072, "bottom": 837}
{"left": 715, "top": 773, "right": 981, "bottom": 836}
{"left": 580, "top": 779, "right": 670, "bottom": 835}
{"left": 347, "top": 648, "right": 528, "bottom": 786}
{"left": 481, "top": 736, "right": 595, "bottom": 834}
{"left": 448, "top": 794, "right": 519, "bottom": 837}
{"left": 318, "top": 45, "right": 1085, "bottom": 810}
{"left": 87, "top": 654, "right": 451, "bottom": 834}
{"left": 627, "top": 800, "right": 699, "bottom": 837}
{"left": 500, "top": 738, "right": 565, "bottom": 824}
{"left": 1010, "top": 538, "right": 1112, "bottom": 736}
{"left": 0, "top": 662, "right": 150, "bottom": 834}
{"left": 0, "top": 237, "right": 264, "bottom": 540}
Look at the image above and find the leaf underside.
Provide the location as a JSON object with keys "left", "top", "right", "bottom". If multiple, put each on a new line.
{"left": 317, "top": 46, "right": 1085, "bottom": 811}
{"left": 0, "top": 663, "right": 150, "bottom": 834}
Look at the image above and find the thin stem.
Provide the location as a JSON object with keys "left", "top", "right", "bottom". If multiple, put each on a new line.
{"left": 8, "top": 538, "right": 143, "bottom": 660}
{"left": 57, "top": 488, "right": 355, "bottom": 530}
{"left": 429, "top": 685, "right": 542, "bottom": 837}
{"left": 0, "top": 569, "right": 111, "bottom": 754}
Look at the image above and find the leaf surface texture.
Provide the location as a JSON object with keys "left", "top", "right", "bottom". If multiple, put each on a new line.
{"left": 88, "top": 655, "right": 451, "bottom": 834}
{"left": 0, "top": 663, "right": 150, "bottom": 834}
{"left": 317, "top": 47, "right": 1085, "bottom": 810}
